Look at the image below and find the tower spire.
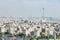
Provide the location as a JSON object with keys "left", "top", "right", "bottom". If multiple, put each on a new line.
{"left": 42, "top": 8, "right": 44, "bottom": 20}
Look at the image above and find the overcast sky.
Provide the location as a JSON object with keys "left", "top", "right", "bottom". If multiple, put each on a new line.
{"left": 0, "top": 0, "right": 60, "bottom": 18}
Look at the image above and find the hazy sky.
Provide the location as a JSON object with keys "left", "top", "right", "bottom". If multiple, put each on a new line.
{"left": 0, "top": 0, "right": 60, "bottom": 18}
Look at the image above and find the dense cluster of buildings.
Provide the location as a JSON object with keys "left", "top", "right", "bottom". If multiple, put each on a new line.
{"left": 0, "top": 17, "right": 60, "bottom": 37}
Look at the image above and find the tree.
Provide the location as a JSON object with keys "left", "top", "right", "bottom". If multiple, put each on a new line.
{"left": 30, "top": 37, "right": 34, "bottom": 40}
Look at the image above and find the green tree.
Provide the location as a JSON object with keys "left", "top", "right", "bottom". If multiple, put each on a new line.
{"left": 30, "top": 37, "right": 34, "bottom": 40}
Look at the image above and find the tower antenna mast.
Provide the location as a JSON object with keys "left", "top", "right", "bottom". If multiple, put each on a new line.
{"left": 42, "top": 8, "right": 44, "bottom": 20}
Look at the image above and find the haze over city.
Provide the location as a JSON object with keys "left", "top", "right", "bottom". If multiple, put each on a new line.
{"left": 0, "top": 0, "right": 60, "bottom": 18}
{"left": 0, "top": 0, "right": 60, "bottom": 40}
